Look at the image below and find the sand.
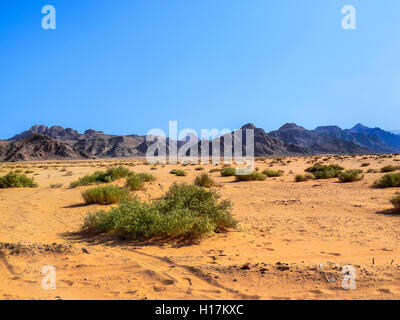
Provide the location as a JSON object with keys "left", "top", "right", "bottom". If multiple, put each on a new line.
{"left": 0, "top": 154, "right": 400, "bottom": 300}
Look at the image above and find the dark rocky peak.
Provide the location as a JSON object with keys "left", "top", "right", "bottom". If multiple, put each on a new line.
{"left": 278, "top": 123, "right": 306, "bottom": 131}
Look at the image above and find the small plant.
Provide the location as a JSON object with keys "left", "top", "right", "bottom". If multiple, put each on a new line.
{"left": 209, "top": 168, "right": 221, "bottom": 173}
{"left": 305, "top": 164, "right": 344, "bottom": 179}
{"left": 83, "top": 183, "right": 237, "bottom": 240}
{"left": 221, "top": 167, "right": 236, "bottom": 177}
{"left": 0, "top": 172, "right": 38, "bottom": 188}
{"left": 380, "top": 165, "right": 399, "bottom": 173}
{"left": 50, "top": 183, "right": 63, "bottom": 189}
{"left": 82, "top": 186, "right": 130, "bottom": 205}
{"left": 195, "top": 167, "right": 204, "bottom": 171}
{"left": 295, "top": 174, "right": 315, "bottom": 182}
{"left": 194, "top": 173, "right": 217, "bottom": 188}
{"left": 262, "top": 169, "right": 283, "bottom": 177}
{"left": 170, "top": 169, "right": 187, "bottom": 176}
{"left": 373, "top": 173, "right": 400, "bottom": 188}
{"left": 367, "top": 169, "right": 378, "bottom": 173}
{"left": 70, "top": 166, "right": 133, "bottom": 188}
{"left": 235, "top": 171, "right": 266, "bottom": 182}
{"left": 361, "top": 163, "right": 370, "bottom": 167}
{"left": 390, "top": 193, "right": 400, "bottom": 210}
{"left": 338, "top": 170, "right": 364, "bottom": 183}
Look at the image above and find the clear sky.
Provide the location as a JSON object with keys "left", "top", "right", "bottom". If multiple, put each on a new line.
{"left": 1, "top": 0, "right": 399, "bottom": 139}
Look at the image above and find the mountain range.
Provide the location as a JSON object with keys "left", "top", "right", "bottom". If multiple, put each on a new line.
{"left": 1, "top": 123, "right": 400, "bottom": 161}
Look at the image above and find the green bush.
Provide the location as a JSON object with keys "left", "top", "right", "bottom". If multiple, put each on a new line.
{"left": 235, "top": 171, "right": 266, "bottom": 182}
{"left": 209, "top": 168, "right": 221, "bottom": 173}
{"left": 194, "top": 173, "right": 217, "bottom": 188}
{"left": 0, "top": 172, "right": 38, "bottom": 188}
{"left": 83, "top": 183, "right": 237, "bottom": 240}
{"left": 82, "top": 186, "right": 130, "bottom": 205}
{"left": 390, "top": 192, "right": 400, "bottom": 209}
{"left": 373, "top": 173, "right": 400, "bottom": 188}
{"left": 170, "top": 169, "right": 187, "bottom": 176}
{"left": 125, "top": 172, "right": 156, "bottom": 191}
{"left": 221, "top": 167, "right": 236, "bottom": 177}
{"left": 295, "top": 174, "right": 315, "bottom": 182}
{"left": 338, "top": 170, "right": 364, "bottom": 183}
{"left": 262, "top": 169, "right": 283, "bottom": 177}
{"left": 70, "top": 166, "right": 133, "bottom": 188}
{"left": 305, "top": 164, "right": 344, "bottom": 179}
{"left": 380, "top": 165, "right": 399, "bottom": 173}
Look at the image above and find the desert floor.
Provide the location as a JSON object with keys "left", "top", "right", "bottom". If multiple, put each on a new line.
{"left": 0, "top": 155, "right": 400, "bottom": 300}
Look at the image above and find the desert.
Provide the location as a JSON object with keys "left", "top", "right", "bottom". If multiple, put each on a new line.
{"left": 1, "top": 154, "right": 399, "bottom": 300}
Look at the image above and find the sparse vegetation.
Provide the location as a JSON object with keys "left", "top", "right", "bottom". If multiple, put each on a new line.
{"left": 83, "top": 183, "right": 237, "bottom": 240}
{"left": 235, "top": 171, "right": 266, "bottom": 182}
{"left": 221, "top": 167, "right": 236, "bottom": 177}
{"left": 295, "top": 174, "right": 315, "bottom": 182}
{"left": 262, "top": 169, "right": 283, "bottom": 177}
{"left": 373, "top": 173, "right": 400, "bottom": 188}
{"left": 0, "top": 172, "right": 38, "bottom": 188}
{"left": 70, "top": 166, "right": 132, "bottom": 188}
{"left": 338, "top": 170, "right": 364, "bottom": 183}
{"left": 170, "top": 169, "right": 187, "bottom": 176}
{"left": 194, "top": 173, "right": 218, "bottom": 188}
{"left": 380, "top": 165, "right": 399, "bottom": 173}
{"left": 390, "top": 193, "right": 400, "bottom": 210}
{"left": 50, "top": 183, "right": 63, "bottom": 189}
{"left": 305, "top": 164, "right": 344, "bottom": 179}
{"left": 125, "top": 173, "right": 156, "bottom": 191}
{"left": 82, "top": 185, "right": 130, "bottom": 205}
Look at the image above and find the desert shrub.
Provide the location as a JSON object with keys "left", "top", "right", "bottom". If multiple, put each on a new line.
{"left": 361, "top": 163, "right": 370, "bottom": 167}
{"left": 262, "top": 169, "right": 283, "bottom": 177}
{"left": 295, "top": 174, "right": 315, "bottom": 182}
{"left": 367, "top": 169, "right": 378, "bottom": 173}
{"left": 338, "top": 170, "right": 364, "bottom": 183}
{"left": 305, "top": 164, "right": 344, "bottom": 179}
{"left": 209, "top": 168, "right": 221, "bottom": 173}
{"left": 380, "top": 165, "right": 398, "bottom": 173}
{"left": 0, "top": 172, "right": 38, "bottom": 188}
{"left": 136, "top": 172, "right": 156, "bottom": 182}
{"left": 195, "top": 167, "right": 204, "bottom": 171}
{"left": 235, "top": 171, "right": 266, "bottom": 182}
{"left": 50, "top": 183, "right": 63, "bottom": 189}
{"left": 125, "top": 172, "right": 156, "bottom": 191}
{"left": 82, "top": 186, "right": 130, "bottom": 205}
{"left": 70, "top": 166, "right": 132, "bottom": 188}
{"left": 373, "top": 173, "right": 400, "bottom": 188}
{"left": 83, "top": 183, "right": 237, "bottom": 240}
{"left": 390, "top": 193, "right": 400, "bottom": 209}
{"left": 221, "top": 167, "right": 236, "bottom": 177}
{"left": 170, "top": 169, "right": 187, "bottom": 176}
{"left": 194, "top": 173, "right": 217, "bottom": 188}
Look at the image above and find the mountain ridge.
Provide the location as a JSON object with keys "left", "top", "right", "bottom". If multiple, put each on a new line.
{"left": 3, "top": 122, "right": 400, "bottom": 161}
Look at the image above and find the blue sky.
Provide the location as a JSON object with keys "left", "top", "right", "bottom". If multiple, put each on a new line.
{"left": 1, "top": 0, "right": 399, "bottom": 139}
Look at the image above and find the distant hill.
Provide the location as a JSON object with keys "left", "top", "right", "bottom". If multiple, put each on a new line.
{"left": 315, "top": 123, "right": 400, "bottom": 153}
{"left": 1, "top": 134, "right": 91, "bottom": 162}
{"left": 269, "top": 123, "right": 369, "bottom": 155}
{"left": 4, "top": 122, "right": 400, "bottom": 162}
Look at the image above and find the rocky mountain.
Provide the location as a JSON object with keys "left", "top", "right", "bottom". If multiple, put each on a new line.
{"left": 315, "top": 124, "right": 400, "bottom": 153}
{"left": 1, "top": 134, "right": 91, "bottom": 162}
{"left": 216, "top": 123, "right": 312, "bottom": 157}
{"left": 269, "top": 123, "right": 369, "bottom": 155}
{"left": 4, "top": 122, "right": 399, "bottom": 162}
